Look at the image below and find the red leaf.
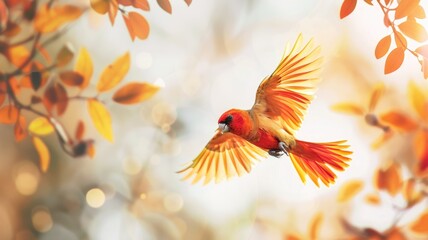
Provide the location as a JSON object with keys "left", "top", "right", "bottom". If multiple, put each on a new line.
{"left": 384, "top": 47, "right": 405, "bottom": 74}
{"left": 340, "top": 0, "right": 357, "bottom": 19}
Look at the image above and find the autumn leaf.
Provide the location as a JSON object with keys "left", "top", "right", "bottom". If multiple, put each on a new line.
{"left": 0, "top": 0, "right": 7, "bottom": 30}
{"left": 414, "top": 129, "right": 428, "bottom": 175}
{"left": 331, "top": 103, "right": 365, "bottom": 115}
{"left": 363, "top": 0, "right": 373, "bottom": 5}
{"left": 340, "top": 0, "right": 357, "bottom": 19}
{"left": 0, "top": 105, "right": 19, "bottom": 124}
{"left": 88, "top": 99, "right": 113, "bottom": 142}
{"left": 119, "top": 0, "right": 150, "bottom": 11}
{"left": 409, "top": 209, "right": 428, "bottom": 234}
{"left": 75, "top": 120, "right": 85, "bottom": 141}
{"left": 28, "top": 117, "right": 54, "bottom": 136}
{"left": 398, "top": 20, "right": 428, "bottom": 43}
{"left": 375, "top": 35, "right": 391, "bottom": 59}
{"left": 14, "top": 116, "right": 27, "bottom": 142}
{"left": 108, "top": 0, "right": 118, "bottom": 25}
{"left": 123, "top": 12, "right": 150, "bottom": 41}
{"left": 384, "top": 47, "right": 405, "bottom": 74}
{"left": 113, "top": 82, "right": 159, "bottom": 104}
{"left": 379, "top": 110, "right": 417, "bottom": 132}
{"left": 308, "top": 212, "right": 323, "bottom": 240}
{"left": 56, "top": 44, "right": 74, "bottom": 67}
{"left": 337, "top": 180, "right": 364, "bottom": 203}
{"left": 32, "top": 136, "right": 50, "bottom": 173}
{"left": 408, "top": 81, "right": 428, "bottom": 122}
{"left": 90, "top": 0, "right": 110, "bottom": 14}
{"left": 30, "top": 64, "right": 42, "bottom": 91}
{"left": 386, "top": 228, "right": 406, "bottom": 240}
{"left": 157, "top": 0, "right": 172, "bottom": 14}
{"left": 395, "top": 0, "right": 419, "bottom": 19}
{"left": 365, "top": 193, "right": 381, "bottom": 205}
{"left": 394, "top": 32, "right": 407, "bottom": 48}
{"left": 43, "top": 83, "right": 68, "bottom": 116}
{"left": 97, "top": 52, "right": 130, "bottom": 92}
{"left": 185, "top": 0, "right": 192, "bottom": 6}
{"left": 59, "top": 71, "right": 84, "bottom": 87}
{"left": 375, "top": 162, "right": 402, "bottom": 196}
{"left": 411, "top": 5, "right": 426, "bottom": 19}
{"left": 369, "top": 83, "right": 384, "bottom": 112}
{"left": 7, "top": 45, "right": 30, "bottom": 67}
{"left": 416, "top": 45, "right": 428, "bottom": 58}
{"left": 87, "top": 141, "right": 96, "bottom": 158}
{"left": 74, "top": 48, "right": 93, "bottom": 89}
{"left": 34, "top": 4, "right": 84, "bottom": 33}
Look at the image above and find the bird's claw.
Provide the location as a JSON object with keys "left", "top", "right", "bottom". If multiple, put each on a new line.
{"left": 278, "top": 142, "right": 290, "bottom": 156}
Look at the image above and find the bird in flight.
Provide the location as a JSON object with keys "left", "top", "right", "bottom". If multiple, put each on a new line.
{"left": 178, "top": 35, "right": 351, "bottom": 187}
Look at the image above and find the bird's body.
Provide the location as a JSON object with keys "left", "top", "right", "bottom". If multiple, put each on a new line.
{"left": 179, "top": 35, "right": 352, "bottom": 187}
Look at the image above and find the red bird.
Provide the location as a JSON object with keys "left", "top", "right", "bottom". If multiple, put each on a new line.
{"left": 179, "top": 35, "right": 351, "bottom": 187}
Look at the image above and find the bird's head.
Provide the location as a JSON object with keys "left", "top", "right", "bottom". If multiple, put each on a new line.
{"left": 218, "top": 109, "right": 250, "bottom": 135}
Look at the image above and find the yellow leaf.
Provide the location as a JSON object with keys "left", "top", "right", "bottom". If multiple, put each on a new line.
{"left": 0, "top": 105, "right": 19, "bottom": 124}
{"left": 34, "top": 4, "right": 83, "bottom": 33}
{"left": 399, "top": 20, "right": 428, "bottom": 43}
{"left": 379, "top": 110, "right": 418, "bottom": 132}
{"left": 28, "top": 117, "right": 54, "bottom": 136}
{"left": 375, "top": 35, "right": 391, "bottom": 59}
{"left": 308, "top": 212, "right": 323, "bottom": 240}
{"left": 340, "top": 0, "right": 357, "bottom": 19}
{"left": 408, "top": 81, "right": 428, "bottom": 122}
{"left": 384, "top": 47, "right": 405, "bottom": 74}
{"left": 74, "top": 48, "right": 93, "bottom": 89}
{"left": 7, "top": 45, "right": 30, "bottom": 67}
{"left": 331, "top": 103, "right": 365, "bottom": 115}
{"left": 56, "top": 44, "right": 74, "bottom": 67}
{"left": 97, "top": 52, "right": 130, "bottom": 92}
{"left": 337, "top": 180, "right": 364, "bottom": 202}
{"left": 90, "top": 0, "right": 110, "bottom": 14}
{"left": 88, "top": 99, "right": 113, "bottom": 142}
{"left": 32, "top": 136, "right": 50, "bottom": 173}
{"left": 410, "top": 209, "right": 428, "bottom": 234}
{"left": 113, "top": 82, "right": 159, "bottom": 104}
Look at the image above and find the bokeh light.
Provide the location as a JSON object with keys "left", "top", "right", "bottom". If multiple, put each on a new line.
{"left": 86, "top": 188, "right": 106, "bottom": 208}
{"left": 31, "top": 207, "right": 53, "bottom": 233}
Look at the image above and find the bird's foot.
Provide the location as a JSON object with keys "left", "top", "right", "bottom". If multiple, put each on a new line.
{"left": 268, "top": 149, "right": 284, "bottom": 158}
{"left": 278, "top": 142, "right": 290, "bottom": 156}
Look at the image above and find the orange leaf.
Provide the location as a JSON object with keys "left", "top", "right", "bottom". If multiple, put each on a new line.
{"left": 74, "top": 48, "right": 93, "bottom": 89}
{"left": 395, "top": 0, "right": 419, "bottom": 19}
{"left": 0, "top": 105, "right": 19, "bottom": 124}
{"left": 34, "top": 4, "right": 83, "bottom": 33}
{"left": 88, "top": 99, "right": 113, "bottom": 142}
{"left": 414, "top": 129, "right": 428, "bottom": 174}
{"left": 340, "top": 0, "right": 357, "bottom": 19}
{"left": 119, "top": 0, "right": 150, "bottom": 11}
{"left": 337, "top": 180, "right": 364, "bottom": 203}
{"left": 56, "top": 44, "right": 74, "bottom": 67}
{"left": 97, "top": 52, "right": 130, "bottom": 92}
{"left": 108, "top": 0, "right": 118, "bottom": 25}
{"left": 409, "top": 209, "right": 428, "bottom": 234}
{"left": 386, "top": 228, "right": 406, "bottom": 240}
{"left": 384, "top": 47, "right": 405, "bottom": 74}
{"left": 75, "top": 120, "right": 85, "bottom": 141}
{"left": 365, "top": 193, "right": 381, "bottom": 205}
{"left": 7, "top": 45, "right": 30, "bottom": 67}
{"left": 375, "top": 35, "right": 391, "bottom": 59}
{"left": 399, "top": 20, "right": 428, "bottom": 43}
{"left": 184, "top": 0, "right": 192, "bottom": 6}
{"left": 416, "top": 45, "right": 428, "bottom": 58}
{"left": 32, "top": 136, "right": 50, "bottom": 173}
{"left": 408, "top": 81, "right": 428, "bottom": 122}
{"left": 112, "top": 82, "right": 159, "bottom": 104}
{"left": 369, "top": 83, "right": 385, "bottom": 112}
{"left": 379, "top": 110, "right": 418, "bottom": 132}
{"left": 87, "top": 141, "right": 96, "bottom": 158}
{"left": 411, "top": 5, "right": 426, "bottom": 19}
{"left": 375, "top": 162, "right": 402, "bottom": 196}
{"left": 157, "top": 0, "right": 172, "bottom": 14}
{"left": 331, "top": 103, "right": 365, "bottom": 115}
{"left": 308, "top": 212, "right": 323, "bottom": 240}
{"left": 363, "top": 0, "right": 373, "bottom": 5}
{"left": 123, "top": 12, "right": 150, "bottom": 41}
{"left": 28, "top": 117, "right": 54, "bottom": 136}
{"left": 14, "top": 116, "right": 27, "bottom": 142}
{"left": 90, "top": 0, "right": 110, "bottom": 14}
{"left": 59, "top": 71, "right": 84, "bottom": 87}
{"left": 394, "top": 32, "right": 407, "bottom": 48}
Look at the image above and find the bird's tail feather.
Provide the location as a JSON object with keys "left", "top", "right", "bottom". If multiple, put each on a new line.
{"left": 288, "top": 140, "right": 352, "bottom": 187}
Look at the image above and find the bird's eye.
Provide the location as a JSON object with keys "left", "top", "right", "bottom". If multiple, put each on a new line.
{"left": 225, "top": 115, "right": 233, "bottom": 124}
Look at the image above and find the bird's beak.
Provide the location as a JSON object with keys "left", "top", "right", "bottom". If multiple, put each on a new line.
{"left": 218, "top": 123, "right": 229, "bottom": 134}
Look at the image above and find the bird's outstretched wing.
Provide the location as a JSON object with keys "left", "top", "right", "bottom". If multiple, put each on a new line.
{"left": 251, "top": 34, "right": 322, "bottom": 134}
{"left": 178, "top": 131, "right": 268, "bottom": 185}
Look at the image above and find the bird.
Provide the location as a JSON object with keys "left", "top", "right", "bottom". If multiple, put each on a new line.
{"left": 178, "top": 34, "right": 352, "bottom": 187}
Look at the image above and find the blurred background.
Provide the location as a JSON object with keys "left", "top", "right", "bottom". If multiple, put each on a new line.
{"left": 1, "top": 0, "right": 428, "bottom": 239}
